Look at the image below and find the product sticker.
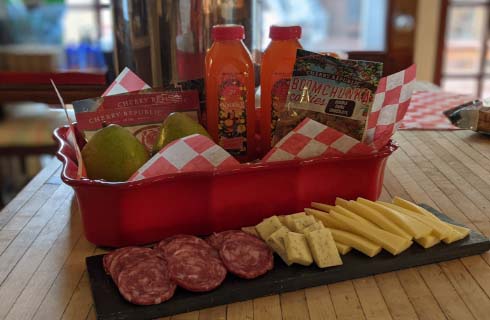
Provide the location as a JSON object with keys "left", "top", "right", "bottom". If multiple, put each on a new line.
{"left": 218, "top": 75, "right": 248, "bottom": 156}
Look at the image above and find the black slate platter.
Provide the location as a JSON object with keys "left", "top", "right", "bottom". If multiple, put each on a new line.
{"left": 86, "top": 205, "right": 490, "bottom": 320}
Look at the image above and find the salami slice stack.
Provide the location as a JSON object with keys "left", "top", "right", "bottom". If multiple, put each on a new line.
{"left": 103, "top": 247, "right": 176, "bottom": 305}
{"left": 209, "top": 231, "right": 274, "bottom": 279}
{"left": 156, "top": 235, "right": 226, "bottom": 292}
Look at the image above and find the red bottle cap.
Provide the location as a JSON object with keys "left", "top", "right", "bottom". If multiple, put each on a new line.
{"left": 269, "top": 25, "right": 302, "bottom": 40}
{"left": 212, "top": 24, "right": 245, "bottom": 41}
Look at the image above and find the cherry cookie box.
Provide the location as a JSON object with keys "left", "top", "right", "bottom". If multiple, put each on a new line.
{"left": 53, "top": 61, "right": 416, "bottom": 247}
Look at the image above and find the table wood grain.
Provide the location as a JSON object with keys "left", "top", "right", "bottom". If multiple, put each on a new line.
{"left": 0, "top": 130, "right": 489, "bottom": 320}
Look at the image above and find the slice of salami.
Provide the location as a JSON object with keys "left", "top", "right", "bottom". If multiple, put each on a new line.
{"left": 109, "top": 247, "right": 156, "bottom": 284}
{"left": 220, "top": 234, "right": 274, "bottom": 279}
{"left": 167, "top": 253, "right": 226, "bottom": 292}
{"left": 103, "top": 250, "right": 118, "bottom": 274}
{"left": 206, "top": 230, "right": 243, "bottom": 250}
{"left": 163, "top": 235, "right": 220, "bottom": 260}
{"left": 117, "top": 257, "right": 176, "bottom": 305}
{"left": 154, "top": 234, "right": 192, "bottom": 252}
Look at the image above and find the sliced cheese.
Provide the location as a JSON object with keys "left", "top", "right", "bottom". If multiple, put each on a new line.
{"left": 329, "top": 210, "right": 413, "bottom": 255}
{"left": 305, "top": 208, "right": 344, "bottom": 229}
{"left": 358, "top": 198, "right": 432, "bottom": 239}
{"left": 284, "top": 212, "right": 307, "bottom": 229}
{"left": 266, "top": 226, "right": 292, "bottom": 265}
{"left": 305, "top": 228, "right": 343, "bottom": 268}
{"left": 447, "top": 223, "right": 470, "bottom": 238}
{"left": 442, "top": 227, "right": 466, "bottom": 244}
{"left": 277, "top": 215, "right": 287, "bottom": 226}
{"left": 285, "top": 232, "right": 313, "bottom": 266}
{"left": 347, "top": 201, "right": 412, "bottom": 239}
{"left": 290, "top": 215, "right": 316, "bottom": 232}
{"left": 256, "top": 216, "right": 284, "bottom": 240}
{"left": 335, "top": 197, "right": 350, "bottom": 208}
{"left": 241, "top": 226, "right": 260, "bottom": 238}
{"left": 329, "top": 228, "right": 382, "bottom": 257}
{"left": 379, "top": 201, "right": 451, "bottom": 239}
{"left": 416, "top": 234, "right": 441, "bottom": 249}
{"left": 311, "top": 202, "right": 334, "bottom": 213}
{"left": 333, "top": 205, "right": 379, "bottom": 229}
{"left": 302, "top": 221, "right": 323, "bottom": 234}
{"left": 393, "top": 197, "right": 447, "bottom": 223}
{"left": 335, "top": 241, "right": 352, "bottom": 255}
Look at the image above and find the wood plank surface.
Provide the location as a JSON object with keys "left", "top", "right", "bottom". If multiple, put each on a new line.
{"left": 0, "top": 130, "right": 489, "bottom": 320}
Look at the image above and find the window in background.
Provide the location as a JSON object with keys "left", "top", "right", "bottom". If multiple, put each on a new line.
{"left": 440, "top": 0, "right": 490, "bottom": 98}
{"left": 253, "top": 0, "right": 388, "bottom": 53}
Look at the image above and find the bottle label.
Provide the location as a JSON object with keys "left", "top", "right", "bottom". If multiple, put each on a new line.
{"left": 218, "top": 76, "right": 247, "bottom": 156}
{"left": 271, "top": 74, "right": 291, "bottom": 145}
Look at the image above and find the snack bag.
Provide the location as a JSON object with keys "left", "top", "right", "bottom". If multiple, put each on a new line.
{"left": 273, "top": 49, "right": 383, "bottom": 144}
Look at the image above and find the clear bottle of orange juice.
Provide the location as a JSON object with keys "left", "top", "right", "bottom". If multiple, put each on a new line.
{"left": 260, "top": 25, "right": 302, "bottom": 156}
{"left": 205, "top": 24, "right": 256, "bottom": 162}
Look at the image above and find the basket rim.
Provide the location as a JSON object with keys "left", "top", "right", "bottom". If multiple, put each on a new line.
{"left": 53, "top": 125, "right": 398, "bottom": 189}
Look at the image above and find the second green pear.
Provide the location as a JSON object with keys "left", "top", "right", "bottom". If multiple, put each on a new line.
{"left": 152, "top": 112, "right": 210, "bottom": 154}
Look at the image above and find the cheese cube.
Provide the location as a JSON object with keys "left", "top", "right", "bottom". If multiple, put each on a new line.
{"left": 285, "top": 232, "right": 313, "bottom": 266}
{"left": 305, "top": 228, "right": 343, "bottom": 268}
{"left": 266, "top": 226, "right": 292, "bottom": 265}
{"left": 241, "top": 226, "right": 260, "bottom": 238}
{"left": 256, "top": 216, "right": 283, "bottom": 240}
{"left": 284, "top": 212, "right": 307, "bottom": 229}
{"left": 290, "top": 215, "right": 316, "bottom": 232}
{"left": 302, "top": 221, "right": 323, "bottom": 234}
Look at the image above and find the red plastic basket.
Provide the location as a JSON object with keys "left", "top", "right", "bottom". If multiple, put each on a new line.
{"left": 53, "top": 126, "right": 397, "bottom": 247}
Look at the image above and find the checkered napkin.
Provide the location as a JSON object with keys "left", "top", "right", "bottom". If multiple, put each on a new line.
{"left": 129, "top": 134, "right": 240, "bottom": 181}
{"left": 102, "top": 67, "right": 151, "bottom": 96}
{"left": 263, "top": 64, "right": 416, "bottom": 162}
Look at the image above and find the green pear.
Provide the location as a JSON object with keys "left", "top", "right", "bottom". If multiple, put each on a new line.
{"left": 82, "top": 124, "right": 150, "bottom": 182}
{"left": 152, "top": 112, "right": 210, "bottom": 154}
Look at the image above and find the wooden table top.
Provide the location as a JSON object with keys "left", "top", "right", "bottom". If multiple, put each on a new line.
{"left": 0, "top": 130, "right": 489, "bottom": 320}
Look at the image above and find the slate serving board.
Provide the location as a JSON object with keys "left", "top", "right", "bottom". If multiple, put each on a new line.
{"left": 86, "top": 205, "right": 490, "bottom": 320}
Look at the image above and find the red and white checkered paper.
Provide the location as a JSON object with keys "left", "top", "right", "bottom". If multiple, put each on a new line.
{"left": 263, "top": 64, "right": 416, "bottom": 162}
{"left": 102, "top": 67, "right": 151, "bottom": 96}
{"left": 400, "top": 91, "right": 474, "bottom": 130}
{"left": 129, "top": 134, "right": 240, "bottom": 181}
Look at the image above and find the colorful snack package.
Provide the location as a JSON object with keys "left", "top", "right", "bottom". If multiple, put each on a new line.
{"left": 273, "top": 49, "right": 383, "bottom": 144}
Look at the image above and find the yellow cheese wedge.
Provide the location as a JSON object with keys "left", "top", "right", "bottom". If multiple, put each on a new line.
{"left": 305, "top": 208, "right": 344, "bottom": 229}
{"left": 311, "top": 202, "right": 334, "bottom": 213}
{"left": 256, "top": 216, "right": 284, "bottom": 240}
{"left": 305, "top": 228, "right": 343, "bottom": 268}
{"left": 335, "top": 197, "right": 350, "bottom": 208}
{"left": 358, "top": 198, "right": 432, "bottom": 239}
{"left": 284, "top": 212, "right": 307, "bottom": 229}
{"left": 285, "top": 232, "right": 313, "bottom": 266}
{"left": 329, "top": 228, "right": 382, "bottom": 257}
{"left": 442, "top": 228, "right": 466, "bottom": 244}
{"left": 290, "top": 215, "right": 316, "bottom": 232}
{"left": 241, "top": 226, "right": 260, "bottom": 238}
{"left": 335, "top": 241, "right": 352, "bottom": 255}
{"left": 302, "top": 221, "right": 323, "bottom": 234}
{"left": 378, "top": 201, "right": 451, "bottom": 239}
{"left": 329, "top": 210, "right": 413, "bottom": 255}
{"left": 447, "top": 223, "right": 470, "bottom": 238}
{"left": 347, "top": 201, "right": 412, "bottom": 240}
{"left": 416, "top": 234, "right": 441, "bottom": 249}
{"left": 266, "top": 226, "right": 292, "bottom": 265}
{"left": 333, "top": 205, "right": 379, "bottom": 229}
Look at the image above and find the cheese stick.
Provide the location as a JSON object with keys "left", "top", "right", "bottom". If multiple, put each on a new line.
{"left": 329, "top": 228, "right": 382, "bottom": 257}
{"left": 358, "top": 198, "right": 432, "bottom": 239}
{"left": 335, "top": 197, "right": 350, "bottom": 208}
{"left": 335, "top": 241, "right": 352, "bottom": 255}
{"left": 311, "top": 202, "right": 334, "bottom": 213}
{"left": 305, "top": 208, "right": 344, "bottom": 229}
{"left": 416, "top": 234, "right": 441, "bottom": 249}
{"left": 378, "top": 201, "right": 452, "bottom": 239}
{"left": 333, "top": 205, "right": 379, "bottom": 229}
{"left": 329, "top": 210, "right": 413, "bottom": 255}
{"left": 348, "top": 201, "right": 412, "bottom": 240}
